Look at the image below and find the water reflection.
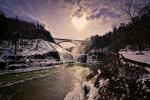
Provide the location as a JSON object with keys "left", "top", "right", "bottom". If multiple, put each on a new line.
{"left": 0, "top": 64, "right": 92, "bottom": 100}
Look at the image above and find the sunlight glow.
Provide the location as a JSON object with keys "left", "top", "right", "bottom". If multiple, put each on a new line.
{"left": 71, "top": 14, "right": 88, "bottom": 30}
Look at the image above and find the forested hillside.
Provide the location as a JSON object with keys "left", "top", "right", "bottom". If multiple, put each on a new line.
{"left": 0, "top": 11, "right": 54, "bottom": 42}
{"left": 75, "top": 3, "right": 150, "bottom": 54}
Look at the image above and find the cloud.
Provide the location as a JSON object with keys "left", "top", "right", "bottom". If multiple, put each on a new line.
{"left": 64, "top": 0, "right": 75, "bottom": 5}
{"left": 67, "top": 0, "right": 123, "bottom": 24}
{"left": 66, "top": 0, "right": 85, "bottom": 18}
{"left": 87, "top": 8, "right": 121, "bottom": 21}
{"left": 72, "top": 6, "right": 83, "bottom": 17}
{"left": 0, "top": 0, "right": 146, "bottom": 30}
{"left": 0, "top": 0, "right": 123, "bottom": 21}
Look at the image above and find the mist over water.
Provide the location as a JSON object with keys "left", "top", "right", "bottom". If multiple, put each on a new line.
{"left": 71, "top": 40, "right": 91, "bottom": 55}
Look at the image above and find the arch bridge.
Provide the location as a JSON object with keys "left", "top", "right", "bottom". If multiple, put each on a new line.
{"left": 54, "top": 38, "right": 85, "bottom": 45}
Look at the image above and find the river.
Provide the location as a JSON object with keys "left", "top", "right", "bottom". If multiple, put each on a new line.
{"left": 0, "top": 64, "right": 94, "bottom": 100}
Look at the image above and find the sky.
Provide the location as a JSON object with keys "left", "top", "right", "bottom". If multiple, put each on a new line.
{"left": 0, "top": 0, "right": 148, "bottom": 40}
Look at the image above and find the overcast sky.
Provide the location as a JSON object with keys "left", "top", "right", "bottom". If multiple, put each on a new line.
{"left": 0, "top": 0, "right": 149, "bottom": 40}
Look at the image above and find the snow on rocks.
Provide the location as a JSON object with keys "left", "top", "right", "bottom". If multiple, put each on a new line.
{"left": 85, "top": 82, "right": 99, "bottom": 100}
{"left": 64, "top": 75, "right": 100, "bottom": 100}
{"left": 64, "top": 82, "right": 99, "bottom": 100}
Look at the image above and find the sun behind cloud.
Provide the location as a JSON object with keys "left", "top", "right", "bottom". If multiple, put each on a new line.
{"left": 71, "top": 13, "right": 88, "bottom": 30}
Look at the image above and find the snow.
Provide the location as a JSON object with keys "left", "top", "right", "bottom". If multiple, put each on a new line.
{"left": 64, "top": 81, "right": 99, "bottom": 100}
{"left": 1, "top": 48, "right": 14, "bottom": 58}
{"left": 0, "top": 39, "right": 74, "bottom": 63}
{"left": 85, "top": 82, "right": 99, "bottom": 100}
{"left": 0, "top": 39, "right": 74, "bottom": 74}
{"left": 64, "top": 87, "right": 84, "bottom": 100}
{"left": 145, "top": 67, "right": 150, "bottom": 73}
{"left": 0, "top": 48, "right": 14, "bottom": 62}
{"left": 17, "top": 39, "right": 74, "bottom": 62}
{"left": 47, "top": 41, "right": 74, "bottom": 62}
{"left": 120, "top": 50, "right": 150, "bottom": 64}
{"left": 0, "top": 58, "right": 5, "bottom": 62}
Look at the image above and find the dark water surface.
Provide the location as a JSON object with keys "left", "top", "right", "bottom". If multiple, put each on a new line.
{"left": 0, "top": 64, "right": 92, "bottom": 100}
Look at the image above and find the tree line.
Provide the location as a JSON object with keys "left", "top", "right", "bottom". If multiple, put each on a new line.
{"left": 77, "top": 2, "right": 150, "bottom": 54}
{"left": 0, "top": 11, "right": 54, "bottom": 42}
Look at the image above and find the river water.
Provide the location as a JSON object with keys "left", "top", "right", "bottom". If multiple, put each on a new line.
{"left": 0, "top": 64, "right": 93, "bottom": 100}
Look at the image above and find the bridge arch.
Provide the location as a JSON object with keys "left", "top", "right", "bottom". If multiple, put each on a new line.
{"left": 54, "top": 38, "right": 85, "bottom": 46}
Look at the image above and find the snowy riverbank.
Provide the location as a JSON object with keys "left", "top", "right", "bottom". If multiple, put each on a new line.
{"left": 0, "top": 39, "right": 74, "bottom": 72}
{"left": 0, "top": 64, "right": 62, "bottom": 75}
{"left": 64, "top": 74, "right": 100, "bottom": 100}
{"left": 120, "top": 50, "right": 150, "bottom": 64}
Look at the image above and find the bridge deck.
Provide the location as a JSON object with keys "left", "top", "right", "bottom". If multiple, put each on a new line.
{"left": 53, "top": 38, "right": 85, "bottom": 45}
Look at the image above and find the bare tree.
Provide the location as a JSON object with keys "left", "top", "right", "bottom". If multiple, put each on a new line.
{"left": 121, "top": 0, "right": 141, "bottom": 21}
{"left": 121, "top": 0, "right": 143, "bottom": 52}
{"left": 139, "top": 0, "right": 150, "bottom": 16}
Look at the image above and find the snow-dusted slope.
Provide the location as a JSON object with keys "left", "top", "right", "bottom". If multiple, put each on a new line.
{"left": 17, "top": 39, "right": 74, "bottom": 62}
{"left": 120, "top": 50, "right": 150, "bottom": 64}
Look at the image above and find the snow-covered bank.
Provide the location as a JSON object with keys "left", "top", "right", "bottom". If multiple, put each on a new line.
{"left": 64, "top": 82, "right": 99, "bottom": 100}
{"left": 17, "top": 39, "right": 74, "bottom": 62}
{"left": 0, "top": 64, "right": 66, "bottom": 88}
{"left": 0, "top": 39, "right": 74, "bottom": 63}
{"left": 0, "top": 39, "right": 74, "bottom": 72}
{"left": 64, "top": 75, "right": 99, "bottom": 100}
{"left": 120, "top": 50, "right": 150, "bottom": 64}
{"left": 0, "top": 64, "right": 61, "bottom": 75}
{"left": 64, "top": 86, "right": 84, "bottom": 100}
